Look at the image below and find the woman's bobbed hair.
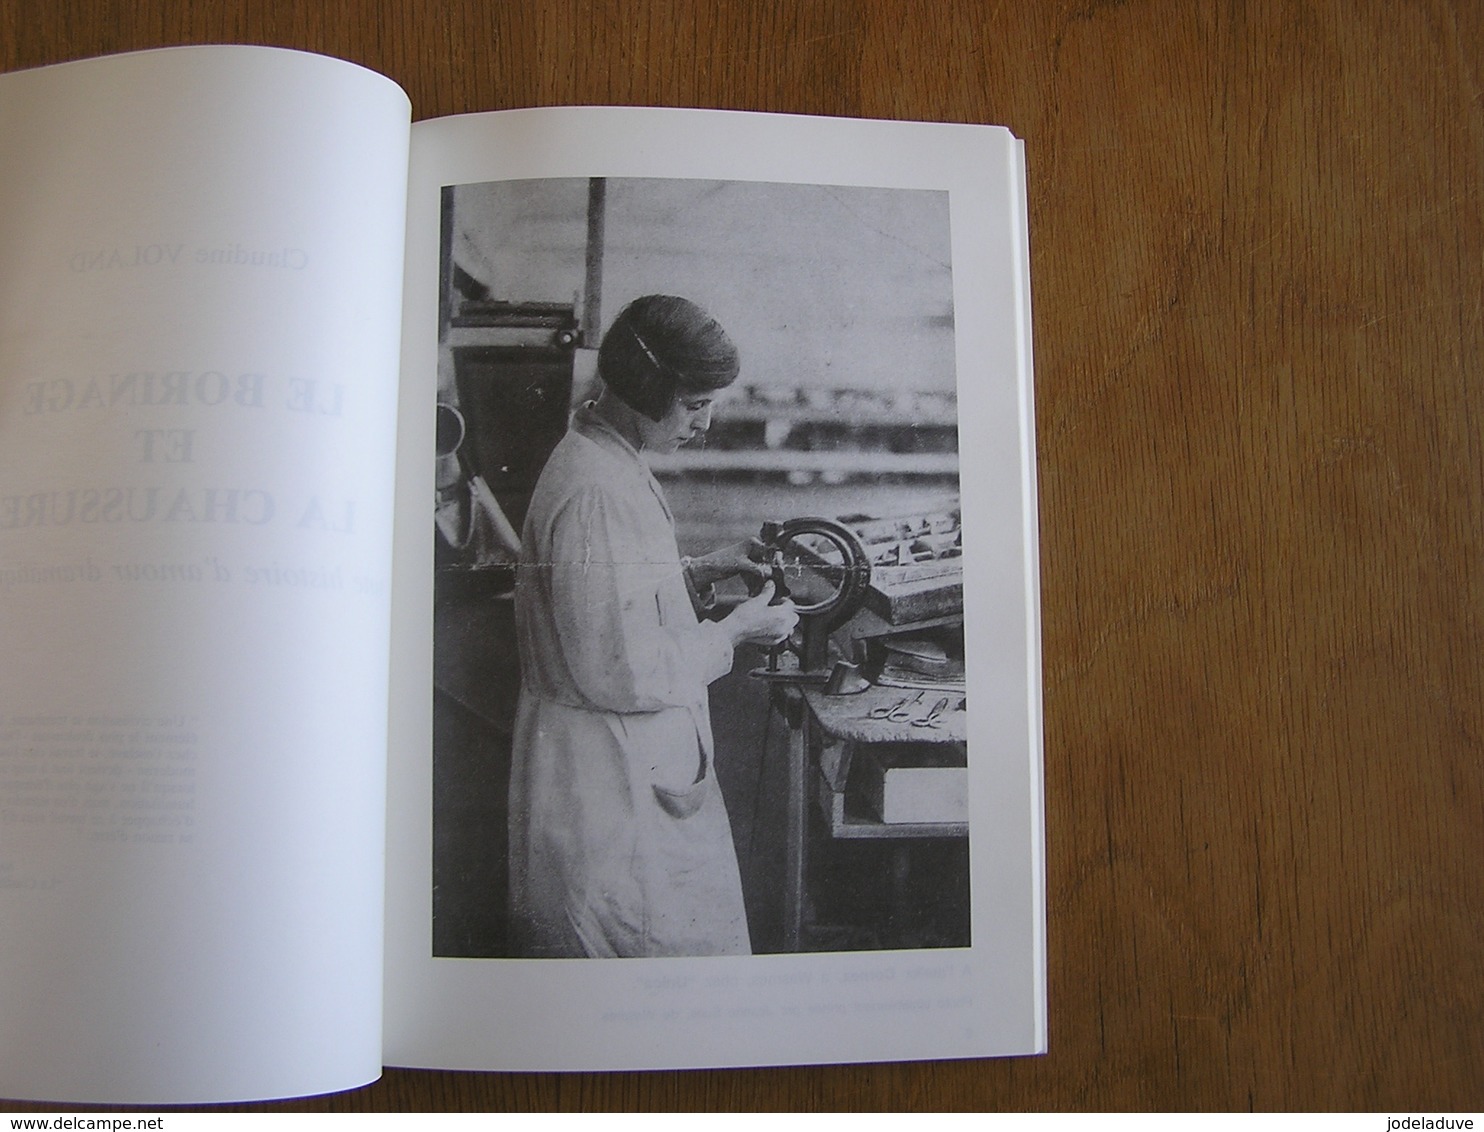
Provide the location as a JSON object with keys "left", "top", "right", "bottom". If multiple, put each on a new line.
{"left": 597, "top": 295, "right": 740, "bottom": 421}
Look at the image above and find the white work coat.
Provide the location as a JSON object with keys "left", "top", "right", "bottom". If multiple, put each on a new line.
{"left": 509, "top": 404, "right": 751, "bottom": 957}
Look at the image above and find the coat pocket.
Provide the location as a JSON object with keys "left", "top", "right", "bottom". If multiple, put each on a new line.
{"left": 613, "top": 708, "right": 709, "bottom": 818}
{"left": 652, "top": 767, "right": 710, "bottom": 819}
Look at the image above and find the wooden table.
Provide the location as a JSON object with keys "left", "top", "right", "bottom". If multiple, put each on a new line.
{"left": 3, "top": 0, "right": 1481, "bottom": 1112}
{"left": 776, "top": 684, "right": 969, "bottom": 952}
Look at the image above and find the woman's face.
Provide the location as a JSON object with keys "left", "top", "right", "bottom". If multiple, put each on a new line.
{"left": 640, "top": 392, "right": 715, "bottom": 453}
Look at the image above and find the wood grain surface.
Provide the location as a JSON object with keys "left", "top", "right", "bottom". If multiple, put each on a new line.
{"left": 3, "top": 0, "right": 1481, "bottom": 1113}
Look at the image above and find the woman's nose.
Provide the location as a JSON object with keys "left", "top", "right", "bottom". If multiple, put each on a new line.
{"left": 694, "top": 404, "right": 713, "bottom": 432}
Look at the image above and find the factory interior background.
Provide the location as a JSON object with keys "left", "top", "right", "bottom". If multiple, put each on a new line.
{"left": 433, "top": 175, "right": 968, "bottom": 956}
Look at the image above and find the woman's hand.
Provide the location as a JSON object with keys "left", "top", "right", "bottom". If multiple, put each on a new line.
{"left": 687, "top": 537, "right": 769, "bottom": 590}
{"left": 725, "top": 580, "right": 799, "bottom": 647}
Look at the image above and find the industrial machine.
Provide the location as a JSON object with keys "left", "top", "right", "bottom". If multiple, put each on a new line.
{"left": 750, "top": 502, "right": 969, "bottom": 952}
{"left": 750, "top": 516, "right": 872, "bottom": 678}
{"left": 750, "top": 504, "right": 965, "bottom": 691}
{"left": 447, "top": 300, "right": 580, "bottom": 534}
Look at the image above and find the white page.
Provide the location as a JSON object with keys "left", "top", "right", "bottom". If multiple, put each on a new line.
{"left": 0, "top": 47, "right": 410, "bottom": 1103}
{"left": 386, "top": 107, "right": 1044, "bottom": 1070}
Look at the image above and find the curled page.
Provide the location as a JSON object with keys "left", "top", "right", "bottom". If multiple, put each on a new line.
{"left": 0, "top": 47, "right": 410, "bottom": 1104}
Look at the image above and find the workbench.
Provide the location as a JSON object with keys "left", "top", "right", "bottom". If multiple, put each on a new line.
{"left": 779, "top": 682, "right": 969, "bottom": 952}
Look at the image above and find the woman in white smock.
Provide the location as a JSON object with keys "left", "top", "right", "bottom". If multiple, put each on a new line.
{"left": 509, "top": 295, "right": 797, "bottom": 958}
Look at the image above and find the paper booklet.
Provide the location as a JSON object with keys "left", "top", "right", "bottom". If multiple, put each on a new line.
{"left": 0, "top": 46, "right": 1044, "bottom": 1105}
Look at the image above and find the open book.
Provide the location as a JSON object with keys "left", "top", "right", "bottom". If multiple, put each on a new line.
{"left": 0, "top": 46, "right": 1043, "bottom": 1105}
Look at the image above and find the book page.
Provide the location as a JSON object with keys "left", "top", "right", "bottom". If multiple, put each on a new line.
{"left": 386, "top": 107, "right": 1043, "bottom": 1070}
{"left": 0, "top": 48, "right": 410, "bottom": 1103}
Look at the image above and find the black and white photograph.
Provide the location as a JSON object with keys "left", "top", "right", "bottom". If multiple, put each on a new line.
{"left": 432, "top": 175, "right": 972, "bottom": 959}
